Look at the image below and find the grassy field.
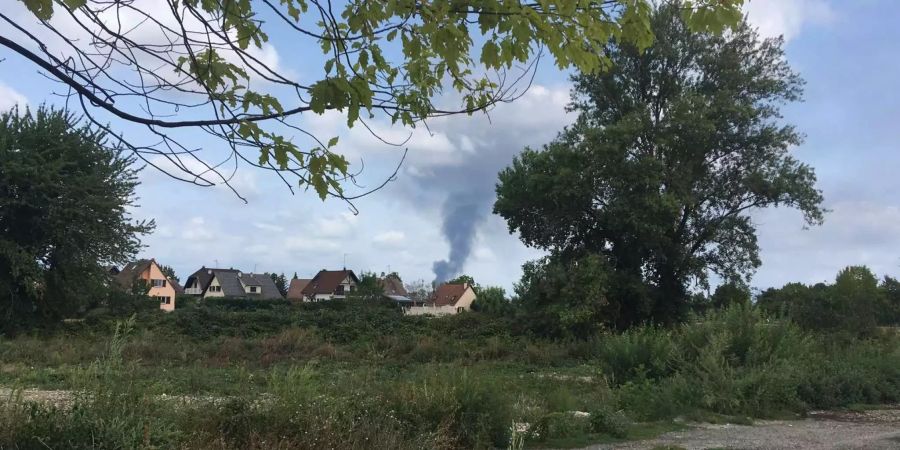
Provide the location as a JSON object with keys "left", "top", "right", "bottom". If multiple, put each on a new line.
{"left": 1, "top": 299, "right": 899, "bottom": 449}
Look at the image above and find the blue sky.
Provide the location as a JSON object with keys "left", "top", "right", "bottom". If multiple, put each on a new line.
{"left": 1, "top": 0, "right": 899, "bottom": 292}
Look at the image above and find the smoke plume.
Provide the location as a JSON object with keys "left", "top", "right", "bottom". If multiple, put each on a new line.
{"left": 432, "top": 193, "right": 488, "bottom": 283}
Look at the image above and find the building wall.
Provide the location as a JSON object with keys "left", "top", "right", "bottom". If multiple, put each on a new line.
{"left": 454, "top": 287, "right": 477, "bottom": 312}
{"left": 184, "top": 279, "right": 203, "bottom": 295}
{"left": 143, "top": 262, "right": 176, "bottom": 311}
{"left": 203, "top": 276, "right": 226, "bottom": 298}
{"left": 405, "top": 286, "right": 477, "bottom": 316}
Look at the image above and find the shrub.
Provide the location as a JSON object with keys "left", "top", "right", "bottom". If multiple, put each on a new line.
{"left": 588, "top": 406, "right": 629, "bottom": 438}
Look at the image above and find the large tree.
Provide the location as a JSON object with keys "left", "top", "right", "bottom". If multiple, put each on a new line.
{"left": 495, "top": 6, "right": 824, "bottom": 327}
{"left": 0, "top": 106, "right": 153, "bottom": 328}
{"left": 3, "top": 0, "right": 743, "bottom": 204}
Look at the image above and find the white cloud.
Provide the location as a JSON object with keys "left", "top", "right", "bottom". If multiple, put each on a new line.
{"left": 373, "top": 231, "right": 405, "bottom": 247}
{"left": 143, "top": 155, "right": 260, "bottom": 199}
{"left": 745, "top": 0, "right": 835, "bottom": 41}
{"left": 284, "top": 236, "right": 340, "bottom": 252}
{"left": 0, "top": 81, "right": 26, "bottom": 111}
{"left": 181, "top": 217, "right": 214, "bottom": 241}
{"left": 254, "top": 222, "right": 285, "bottom": 233}
{"left": 755, "top": 201, "right": 900, "bottom": 288}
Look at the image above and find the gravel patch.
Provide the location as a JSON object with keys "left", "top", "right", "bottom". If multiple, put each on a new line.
{"left": 583, "top": 408, "right": 900, "bottom": 450}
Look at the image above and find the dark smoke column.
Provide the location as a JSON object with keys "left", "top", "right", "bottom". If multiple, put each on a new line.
{"left": 432, "top": 193, "right": 487, "bottom": 284}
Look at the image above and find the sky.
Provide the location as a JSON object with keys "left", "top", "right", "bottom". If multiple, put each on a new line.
{"left": 1, "top": 0, "right": 899, "bottom": 293}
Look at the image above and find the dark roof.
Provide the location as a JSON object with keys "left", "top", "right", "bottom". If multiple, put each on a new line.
{"left": 170, "top": 278, "right": 184, "bottom": 295}
{"left": 379, "top": 276, "right": 408, "bottom": 296}
{"left": 430, "top": 283, "right": 472, "bottom": 307}
{"left": 211, "top": 270, "right": 283, "bottom": 299}
{"left": 185, "top": 267, "right": 239, "bottom": 292}
{"left": 287, "top": 278, "right": 311, "bottom": 299}
{"left": 301, "top": 270, "right": 359, "bottom": 296}
{"left": 114, "top": 259, "right": 153, "bottom": 289}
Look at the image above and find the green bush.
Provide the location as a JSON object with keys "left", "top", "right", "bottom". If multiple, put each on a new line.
{"left": 589, "top": 406, "right": 629, "bottom": 438}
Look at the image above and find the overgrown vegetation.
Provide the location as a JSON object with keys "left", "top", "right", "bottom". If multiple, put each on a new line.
{"left": 495, "top": 5, "right": 824, "bottom": 329}
{"left": 0, "top": 106, "right": 153, "bottom": 332}
{"left": 1, "top": 299, "right": 898, "bottom": 449}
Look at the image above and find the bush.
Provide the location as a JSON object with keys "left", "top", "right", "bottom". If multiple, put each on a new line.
{"left": 589, "top": 406, "right": 629, "bottom": 438}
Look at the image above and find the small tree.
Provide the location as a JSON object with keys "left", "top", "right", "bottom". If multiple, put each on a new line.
{"left": 270, "top": 273, "right": 288, "bottom": 298}
{"left": 711, "top": 282, "right": 751, "bottom": 309}
{"left": 350, "top": 272, "right": 385, "bottom": 300}
{"left": 0, "top": 106, "right": 153, "bottom": 330}
{"left": 879, "top": 276, "right": 900, "bottom": 326}
{"left": 832, "top": 266, "right": 878, "bottom": 336}
{"left": 159, "top": 265, "right": 179, "bottom": 284}
{"left": 514, "top": 254, "right": 613, "bottom": 337}
{"left": 471, "top": 286, "right": 511, "bottom": 315}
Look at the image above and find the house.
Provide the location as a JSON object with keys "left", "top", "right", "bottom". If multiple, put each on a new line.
{"left": 378, "top": 274, "right": 424, "bottom": 307}
{"left": 286, "top": 278, "right": 311, "bottom": 301}
{"left": 183, "top": 267, "right": 283, "bottom": 300}
{"left": 114, "top": 259, "right": 177, "bottom": 311}
{"left": 406, "top": 282, "right": 477, "bottom": 316}
{"left": 301, "top": 269, "right": 359, "bottom": 301}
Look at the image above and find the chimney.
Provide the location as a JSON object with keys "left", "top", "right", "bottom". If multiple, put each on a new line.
{"left": 463, "top": 282, "right": 468, "bottom": 290}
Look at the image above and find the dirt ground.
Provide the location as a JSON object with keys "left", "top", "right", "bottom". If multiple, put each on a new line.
{"left": 586, "top": 408, "right": 900, "bottom": 450}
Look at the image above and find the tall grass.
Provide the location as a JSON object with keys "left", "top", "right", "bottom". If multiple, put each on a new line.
{"left": 1, "top": 305, "right": 899, "bottom": 448}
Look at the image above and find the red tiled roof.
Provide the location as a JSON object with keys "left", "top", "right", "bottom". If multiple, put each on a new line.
{"left": 287, "top": 278, "right": 311, "bottom": 299}
{"left": 301, "top": 270, "right": 358, "bottom": 296}
{"left": 430, "top": 283, "right": 470, "bottom": 307}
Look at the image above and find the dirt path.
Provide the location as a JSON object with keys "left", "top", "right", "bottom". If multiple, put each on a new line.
{"left": 585, "top": 409, "right": 900, "bottom": 450}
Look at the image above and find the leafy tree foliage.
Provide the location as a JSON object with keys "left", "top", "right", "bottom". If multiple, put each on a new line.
{"left": 514, "top": 254, "right": 613, "bottom": 337}
{"left": 878, "top": 276, "right": 900, "bottom": 326}
{"left": 470, "top": 286, "right": 510, "bottom": 315}
{"left": 0, "top": 106, "right": 153, "bottom": 329}
{"left": 350, "top": 271, "right": 385, "bottom": 300}
{"left": 160, "top": 265, "right": 179, "bottom": 284}
{"left": 758, "top": 266, "right": 886, "bottom": 336}
{"left": 495, "top": 6, "right": 824, "bottom": 328}
{"left": 710, "top": 282, "right": 751, "bottom": 310}
{"left": 9, "top": 0, "right": 743, "bottom": 201}
{"left": 270, "top": 273, "right": 289, "bottom": 298}
{"left": 447, "top": 274, "right": 477, "bottom": 289}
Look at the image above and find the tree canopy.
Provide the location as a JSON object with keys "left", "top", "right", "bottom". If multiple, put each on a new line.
{"left": 0, "top": 106, "right": 153, "bottom": 329}
{"left": 495, "top": 5, "right": 824, "bottom": 328}
{"left": 6, "top": 0, "right": 743, "bottom": 204}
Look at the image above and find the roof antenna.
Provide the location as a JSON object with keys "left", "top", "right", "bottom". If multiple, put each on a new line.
{"left": 253, "top": 263, "right": 258, "bottom": 273}
{"left": 214, "top": 259, "right": 219, "bottom": 267}
{"left": 343, "top": 253, "right": 349, "bottom": 271}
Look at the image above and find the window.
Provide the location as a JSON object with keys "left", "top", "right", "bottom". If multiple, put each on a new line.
{"left": 249, "top": 286, "right": 258, "bottom": 293}
{"left": 154, "top": 296, "right": 171, "bottom": 304}
{"left": 209, "top": 285, "right": 222, "bottom": 292}
{"left": 151, "top": 279, "right": 166, "bottom": 287}
{"left": 457, "top": 307, "right": 464, "bottom": 313}
{"left": 336, "top": 285, "right": 345, "bottom": 295}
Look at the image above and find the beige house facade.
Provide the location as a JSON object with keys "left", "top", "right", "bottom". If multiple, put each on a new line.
{"left": 406, "top": 283, "right": 476, "bottom": 316}
{"left": 115, "top": 259, "right": 177, "bottom": 311}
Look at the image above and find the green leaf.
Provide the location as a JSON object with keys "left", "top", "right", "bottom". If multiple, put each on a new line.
{"left": 327, "top": 136, "right": 339, "bottom": 148}
{"left": 21, "top": 0, "right": 54, "bottom": 20}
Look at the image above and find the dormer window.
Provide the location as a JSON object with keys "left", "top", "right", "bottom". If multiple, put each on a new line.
{"left": 249, "top": 286, "right": 258, "bottom": 293}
